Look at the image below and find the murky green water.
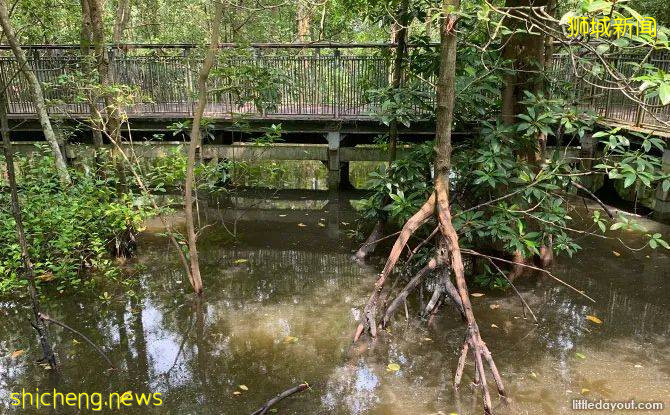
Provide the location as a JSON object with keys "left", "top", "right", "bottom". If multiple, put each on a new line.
{"left": 1, "top": 190, "right": 669, "bottom": 414}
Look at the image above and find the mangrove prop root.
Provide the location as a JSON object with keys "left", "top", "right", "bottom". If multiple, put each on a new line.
{"left": 354, "top": 220, "right": 385, "bottom": 260}
{"left": 355, "top": 192, "right": 436, "bottom": 341}
{"left": 250, "top": 383, "right": 310, "bottom": 415}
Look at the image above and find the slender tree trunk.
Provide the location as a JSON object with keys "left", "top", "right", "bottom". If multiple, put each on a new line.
{"left": 435, "top": 2, "right": 504, "bottom": 412}
{"left": 1, "top": 88, "right": 57, "bottom": 369}
{"left": 388, "top": 0, "right": 409, "bottom": 163}
{"left": 80, "top": 0, "right": 104, "bottom": 148}
{"left": 113, "top": 0, "right": 132, "bottom": 45}
{"left": 296, "top": 0, "right": 310, "bottom": 43}
{"left": 184, "top": 2, "right": 225, "bottom": 295}
{"left": 0, "top": 0, "right": 71, "bottom": 185}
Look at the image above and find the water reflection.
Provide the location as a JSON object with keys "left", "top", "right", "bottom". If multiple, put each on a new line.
{"left": 0, "top": 193, "right": 668, "bottom": 414}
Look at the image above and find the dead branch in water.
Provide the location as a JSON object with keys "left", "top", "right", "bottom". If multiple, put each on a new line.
{"left": 39, "top": 313, "right": 116, "bottom": 370}
{"left": 250, "top": 383, "right": 310, "bottom": 415}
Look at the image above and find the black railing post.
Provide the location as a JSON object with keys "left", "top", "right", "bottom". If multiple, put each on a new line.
{"left": 333, "top": 48, "right": 340, "bottom": 119}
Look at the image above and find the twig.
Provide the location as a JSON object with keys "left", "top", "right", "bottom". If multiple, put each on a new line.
{"left": 250, "top": 383, "right": 310, "bottom": 415}
{"left": 485, "top": 258, "right": 538, "bottom": 322}
{"left": 460, "top": 249, "right": 596, "bottom": 303}
{"left": 39, "top": 313, "right": 116, "bottom": 370}
{"left": 571, "top": 181, "right": 614, "bottom": 219}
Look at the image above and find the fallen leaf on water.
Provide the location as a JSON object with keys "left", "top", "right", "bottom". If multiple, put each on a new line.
{"left": 634, "top": 364, "right": 643, "bottom": 368}
{"left": 585, "top": 315, "right": 602, "bottom": 324}
{"left": 278, "top": 214, "right": 287, "bottom": 217}
{"left": 283, "top": 336, "right": 298, "bottom": 343}
{"left": 581, "top": 388, "right": 590, "bottom": 394}
{"left": 470, "top": 293, "right": 485, "bottom": 297}
{"left": 318, "top": 223, "right": 325, "bottom": 227}
{"left": 11, "top": 350, "right": 24, "bottom": 359}
{"left": 341, "top": 222, "right": 349, "bottom": 225}
{"left": 422, "top": 337, "right": 432, "bottom": 342}
{"left": 387, "top": 363, "right": 400, "bottom": 372}
{"left": 612, "top": 250, "right": 621, "bottom": 256}
{"left": 575, "top": 352, "right": 586, "bottom": 359}
{"left": 239, "top": 385, "right": 249, "bottom": 391}
{"left": 491, "top": 324, "right": 499, "bottom": 328}
{"left": 530, "top": 372, "right": 537, "bottom": 378}
{"left": 489, "top": 304, "right": 500, "bottom": 309}
{"left": 297, "top": 223, "right": 307, "bottom": 227}
{"left": 233, "top": 259, "right": 248, "bottom": 265}
{"left": 233, "top": 391, "right": 242, "bottom": 396}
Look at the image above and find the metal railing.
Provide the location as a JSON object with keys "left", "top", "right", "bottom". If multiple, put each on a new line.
{"left": 0, "top": 44, "right": 668, "bottom": 133}
{"left": 552, "top": 50, "right": 670, "bottom": 133}
{"left": 0, "top": 44, "right": 435, "bottom": 120}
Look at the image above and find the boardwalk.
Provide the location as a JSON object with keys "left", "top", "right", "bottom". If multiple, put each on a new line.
{"left": 0, "top": 44, "right": 669, "bottom": 135}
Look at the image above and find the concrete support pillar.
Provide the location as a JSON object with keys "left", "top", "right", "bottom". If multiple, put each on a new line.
{"left": 653, "top": 149, "right": 670, "bottom": 221}
{"left": 579, "top": 133, "right": 602, "bottom": 192}
{"left": 326, "top": 131, "right": 342, "bottom": 190}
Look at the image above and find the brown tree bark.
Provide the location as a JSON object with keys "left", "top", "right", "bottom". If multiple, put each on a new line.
{"left": 388, "top": 0, "right": 409, "bottom": 162}
{"left": 80, "top": 0, "right": 104, "bottom": 148}
{"left": 184, "top": 1, "right": 225, "bottom": 295}
{"left": 0, "top": 0, "right": 71, "bottom": 186}
{"left": 1, "top": 86, "right": 57, "bottom": 369}
{"left": 113, "top": 0, "right": 132, "bottom": 45}
{"left": 296, "top": 0, "right": 310, "bottom": 43}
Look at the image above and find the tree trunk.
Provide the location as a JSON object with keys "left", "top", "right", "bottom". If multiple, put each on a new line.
{"left": 80, "top": 0, "right": 104, "bottom": 148}
{"left": 388, "top": 0, "right": 409, "bottom": 163}
{"left": 113, "top": 0, "right": 132, "bottom": 45}
{"left": 184, "top": 1, "right": 225, "bottom": 295}
{"left": 296, "top": 0, "right": 310, "bottom": 43}
{"left": 0, "top": 0, "right": 71, "bottom": 186}
{"left": 1, "top": 86, "right": 57, "bottom": 369}
{"left": 435, "top": 1, "right": 505, "bottom": 412}
{"left": 87, "top": 0, "right": 123, "bottom": 144}
{"left": 500, "top": 0, "right": 548, "bottom": 126}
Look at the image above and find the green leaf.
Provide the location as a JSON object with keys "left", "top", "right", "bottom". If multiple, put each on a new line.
{"left": 623, "top": 174, "right": 636, "bottom": 188}
{"left": 658, "top": 83, "right": 670, "bottom": 106}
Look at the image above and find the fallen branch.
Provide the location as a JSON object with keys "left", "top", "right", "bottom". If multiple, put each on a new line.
{"left": 39, "top": 313, "right": 116, "bottom": 370}
{"left": 250, "top": 383, "right": 310, "bottom": 415}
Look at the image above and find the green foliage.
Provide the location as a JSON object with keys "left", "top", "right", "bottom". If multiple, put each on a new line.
{"left": 212, "top": 51, "right": 286, "bottom": 114}
{"left": 0, "top": 147, "right": 156, "bottom": 295}
{"left": 359, "top": 142, "right": 433, "bottom": 226}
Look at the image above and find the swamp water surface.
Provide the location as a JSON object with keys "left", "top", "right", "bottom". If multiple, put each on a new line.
{"left": 1, "top": 189, "right": 669, "bottom": 415}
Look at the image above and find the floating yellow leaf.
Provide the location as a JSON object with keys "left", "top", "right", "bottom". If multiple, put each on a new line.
{"left": 239, "top": 385, "right": 249, "bottom": 391}
{"left": 585, "top": 315, "right": 602, "bottom": 324}
{"left": 491, "top": 324, "right": 499, "bottom": 328}
{"left": 530, "top": 372, "right": 537, "bottom": 378}
{"left": 10, "top": 349, "right": 24, "bottom": 359}
{"left": 278, "top": 214, "right": 287, "bottom": 217}
{"left": 283, "top": 336, "right": 298, "bottom": 343}
{"left": 575, "top": 352, "right": 586, "bottom": 359}
{"left": 612, "top": 250, "right": 621, "bottom": 256}
{"left": 233, "top": 259, "right": 248, "bottom": 264}
{"left": 470, "top": 293, "right": 485, "bottom": 297}
{"left": 489, "top": 304, "right": 500, "bottom": 309}
{"left": 297, "top": 223, "right": 307, "bottom": 227}
{"left": 318, "top": 223, "right": 325, "bottom": 227}
{"left": 387, "top": 363, "right": 400, "bottom": 372}
{"left": 341, "top": 222, "right": 349, "bottom": 225}
{"left": 422, "top": 337, "right": 432, "bottom": 342}
{"left": 233, "top": 391, "right": 242, "bottom": 395}
{"left": 581, "top": 388, "right": 590, "bottom": 394}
